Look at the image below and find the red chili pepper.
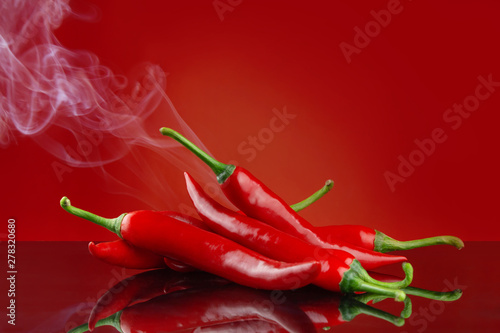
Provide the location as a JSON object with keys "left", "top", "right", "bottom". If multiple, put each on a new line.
{"left": 160, "top": 128, "right": 408, "bottom": 270}
{"left": 185, "top": 172, "right": 411, "bottom": 300}
{"left": 88, "top": 269, "right": 229, "bottom": 331}
{"left": 315, "top": 224, "right": 464, "bottom": 252}
{"left": 89, "top": 211, "right": 207, "bottom": 271}
{"left": 88, "top": 188, "right": 332, "bottom": 271}
{"left": 88, "top": 240, "right": 167, "bottom": 269}
{"left": 60, "top": 197, "right": 321, "bottom": 291}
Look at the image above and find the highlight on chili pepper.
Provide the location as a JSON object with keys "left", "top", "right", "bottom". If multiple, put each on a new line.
{"left": 184, "top": 171, "right": 411, "bottom": 301}
{"left": 60, "top": 196, "right": 321, "bottom": 291}
{"left": 160, "top": 127, "right": 464, "bottom": 254}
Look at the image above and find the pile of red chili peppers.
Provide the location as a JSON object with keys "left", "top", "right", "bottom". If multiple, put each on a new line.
{"left": 61, "top": 128, "right": 464, "bottom": 332}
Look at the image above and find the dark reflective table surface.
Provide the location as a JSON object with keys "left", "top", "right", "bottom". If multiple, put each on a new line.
{"left": 0, "top": 241, "right": 498, "bottom": 332}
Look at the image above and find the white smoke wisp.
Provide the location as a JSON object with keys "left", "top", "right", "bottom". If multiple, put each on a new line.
{"left": 0, "top": 0, "right": 220, "bottom": 211}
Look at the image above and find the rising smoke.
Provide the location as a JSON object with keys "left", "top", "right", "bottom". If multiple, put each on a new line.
{"left": 0, "top": 0, "right": 218, "bottom": 210}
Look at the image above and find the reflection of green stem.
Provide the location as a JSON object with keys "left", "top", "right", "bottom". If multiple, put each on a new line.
{"left": 374, "top": 231, "right": 464, "bottom": 252}
{"left": 352, "top": 292, "right": 412, "bottom": 319}
{"left": 67, "top": 312, "right": 122, "bottom": 333}
{"left": 340, "top": 298, "right": 405, "bottom": 327}
{"left": 403, "top": 287, "right": 463, "bottom": 301}
{"left": 290, "top": 180, "right": 334, "bottom": 212}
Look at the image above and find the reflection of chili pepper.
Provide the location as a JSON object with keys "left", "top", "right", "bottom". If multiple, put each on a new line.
{"left": 60, "top": 197, "right": 321, "bottom": 290}
{"left": 185, "top": 172, "right": 411, "bottom": 300}
{"left": 315, "top": 225, "right": 464, "bottom": 253}
{"left": 160, "top": 128, "right": 408, "bottom": 270}
{"left": 89, "top": 269, "right": 229, "bottom": 331}
{"left": 194, "top": 320, "right": 287, "bottom": 332}
{"left": 88, "top": 240, "right": 166, "bottom": 269}
{"left": 73, "top": 284, "right": 317, "bottom": 333}
{"left": 88, "top": 269, "right": 172, "bottom": 330}
{"left": 286, "top": 287, "right": 405, "bottom": 330}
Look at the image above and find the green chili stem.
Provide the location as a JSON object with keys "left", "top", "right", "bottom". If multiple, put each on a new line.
{"left": 160, "top": 128, "right": 235, "bottom": 183}
{"left": 374, "top": 231, "right": 464, "bottom": 253}
{"left": 339, "top": 260, "right": 407, "bottom": 302}
{"left": 358, "top": 262, "right": 413, "bottom": 289}
{"left": 344, "top": 260, "right": 413, "bottom": 290}
{"left": 60, "top": 197, "right": 124, "bottom": 238}
{"left": 403, "top": 287, "right": 463, "bottom": 301}
{"left": 290, "top": 180, "right": 334, "bottom": 212}
{"left": 340, "top": 298, "right": 405, "bottom": 327}
{"left": 67, "top": 312, "right": 122, "bottom": 333}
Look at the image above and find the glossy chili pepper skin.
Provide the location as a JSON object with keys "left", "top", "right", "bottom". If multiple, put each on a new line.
{"left": 122, "top": 211, "right": 320, "bottom": 290}
{"left": 218, "top": 168, "right": 407, "bottom": 270}
{"left": 185, "top": 172, "right": 350, "bottom": 292}
{"left": 91, "top": 211, "right": 207, "bottom": 271}
{"left": 185, "top": 172, "right": 411, "bottom": 300}
{"left": 88, "top": 240, "right": 167, "bottom": 269}
{"left": 315, "top": 224, "right": 376, "bottom": 250}
{"left": 60, "top": 197, "right": 321, "bottom": 291}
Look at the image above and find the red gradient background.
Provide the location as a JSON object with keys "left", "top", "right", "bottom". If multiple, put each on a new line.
{"left": 2, "top": 0, "right": 499, "bottom": 241}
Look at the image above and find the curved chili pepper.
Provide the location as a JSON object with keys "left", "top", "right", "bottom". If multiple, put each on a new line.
{"left": 60, "top": 197, "right": 321, "bottom": 290}
{"left": 160, "top": 128, "right": 408, "bottom": 270}
{"left": 89, "top": 239, "right": 197, "bottom": 272}
{"left": 88, "top": 240, "right": 167, "bottom": 269}
{"left": 71, "top": 284, "right": 317, "bottom": 333}
{"left": 185, "top": 172, "right": 411, "bottom": 300}
{"left": 88, "top": 269, "right": 229, "bottom": 331}
{"left": 315, "top": 225, "right": 464, "bottom": 253}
